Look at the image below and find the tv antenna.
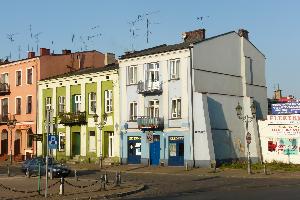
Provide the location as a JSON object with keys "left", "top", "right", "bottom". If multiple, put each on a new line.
{"left": 91, "top": 25, "right": 100, "bottom": 30}
{"left": 196, "top": 16, "right": 209, "bottom": 27}
{"left": 18, "top": 45, "right": 22, "bottom": 59}
{"left": 87, "top": 33, "right": 102, "bottom": 41}
{"left": 34, "top": 32, "right": 42, "bottom": 52}
{"left": 137, "top": 11, "right": 160, "bottom": 43}
{"left": 79, "top": 36, "right": 88, "bottom": 51}
{"left": 7, "top": 32, "right": 18, "bottom": 42}
{"left": 29, "top": 24, "right": 33, "bottom": 39}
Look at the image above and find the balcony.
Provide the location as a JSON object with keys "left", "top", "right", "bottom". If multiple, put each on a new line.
{"left": 0, "top": 83, "right": 10, "bottom": 95}
{"left": 137, "top": 80, "right": 162, "bottom": 95}
{"left": 137, "top": 116, "right": 164, "bottom": 131}
{"left": 0, "top": 114, "right": 8, "bottom": 125}
{"left": 59, "top": 111, "right": 87, "bottom": 126}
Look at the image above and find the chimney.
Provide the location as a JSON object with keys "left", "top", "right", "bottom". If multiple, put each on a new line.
{"left": 40, "top": 48, "right": 50, "bottom": 56}
{"left": 104, "top": 53, "right": 116, "bottom": 65}
{"left": 182, "top": 29, "right": 205, "bottom": 43}
{"left": 238, "top": 29, "right": 249, "bottom": 40}
{"left": 62, "top": 49, "right": 71, "bottom": 55}
{"left": 28, "top": 51, "right": 35, "bottom": 59}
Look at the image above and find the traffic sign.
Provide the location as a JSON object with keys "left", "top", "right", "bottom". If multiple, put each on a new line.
{"left": 146, "top": 132, "right": 153, "bottom": 143}
{"left": 246, "top": 132, "right": 251, "bottom": 144}
{"left": 48, "top": 134, "right": 58, "bottom": 149}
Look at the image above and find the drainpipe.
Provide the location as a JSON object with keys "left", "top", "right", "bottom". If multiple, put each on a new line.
{"left": 188, "top": 44, "right": 195, "bottom": 167}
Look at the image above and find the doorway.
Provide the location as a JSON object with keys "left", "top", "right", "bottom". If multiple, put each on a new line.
{"left": 150, "top": 135, "right": 160, "bottom": 166}
{"left": 72, "top": 132, "right": 81, "bottom": 156}
{"left": 1, "top": 130, "right": 8, "bottom": 155}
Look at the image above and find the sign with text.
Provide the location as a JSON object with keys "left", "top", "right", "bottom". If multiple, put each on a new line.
{"left": 269, "top": 125, "right": 300, "bottom": 136}
{"left": 33, "top": 134, "right": 43, "bottom": 141}
{"left": 48, "top": 134, "right": 58, "bottom": 149}
{"left": 267, "top": 115, "right": 300, "bottom": 125}
{"left": 272, "top": 103, "right": 300, "bottom": 115}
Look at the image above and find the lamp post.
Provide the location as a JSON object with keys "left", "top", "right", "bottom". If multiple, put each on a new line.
{"left": 235, "top": 102, "right": 256, "bottom": 175}
{"left": 7, "top": 114, "right": 17, "bottom": 165}
{"left": 93, "top": 113, "right": 107, "bottom": 169}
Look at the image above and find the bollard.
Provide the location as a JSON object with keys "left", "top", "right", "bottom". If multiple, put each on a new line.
{"left": 118, "top": 171, "right": 121, "bottom": 185}
{"left": 100, "top": 175, "right": 106, "bottom": 190}
{"left": 104, "top": 171, "right": 108, "bottom": 183}
{"left": 185, "top": 162, "right": 189, "bottom": 171}
{"left": 264, "top": 163, "right": 268, "bottom": 175}
{"left": 7, "top": 164, "right": 10, "bottom": 177}
{"left": 50, "top": 167, "right": 53, "bottom": 180}
{"left": 26, "top": 168, "right": 30, "bottom": 178}
{"left": 59, "top": 177, "right": 64, "bottom": 195}
{"left": 74, "top": 170, "right": 78, "bottom": 181}
{"left": 38, "top": 163, "right": 41, "bottom": 194}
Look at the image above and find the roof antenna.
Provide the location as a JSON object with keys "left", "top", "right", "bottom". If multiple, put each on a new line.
{"left": 6, "top": 32, "right": 18, "bottom": 60}
{"left": 33, "top": 32, "right": 42, "bottom": 53}
{"left": 18, "top": 45, "right": 22, "bottom": 60}
{"left": 196, "top": 16, "right": 210, "bottom": 27}
{"left": 143, "top": 11, "right": 160, "bottom": 43}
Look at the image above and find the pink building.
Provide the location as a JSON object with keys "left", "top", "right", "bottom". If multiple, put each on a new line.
{"left": 0, "top": 48, "right": 115, "bottom": 161}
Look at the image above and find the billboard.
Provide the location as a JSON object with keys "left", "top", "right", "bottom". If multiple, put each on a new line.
{"left": 272, "top": 103, "right": 300, "bottom": 115}
{"left": 268, "top": 115, "right": 300, "bottom": 125}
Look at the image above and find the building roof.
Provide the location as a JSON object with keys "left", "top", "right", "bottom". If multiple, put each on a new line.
{"left": 40, "top": 63, "right": 118, "bottom": 81}
{"left": 120, "top": 31, "right": 235, "bottom": 59}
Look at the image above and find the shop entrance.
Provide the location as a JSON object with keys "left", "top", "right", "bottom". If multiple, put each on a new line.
{"left": 168, "top": 136, "right": 184, "bottom": 166}
{"left": 150, "top": 135, "right": 160, "bottom": 165}
{"left": 127, "top": 136, "right": 141, "bottom": 164}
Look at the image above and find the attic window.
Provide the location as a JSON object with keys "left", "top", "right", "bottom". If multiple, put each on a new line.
{"left": 60, "top": 83, "right": 62, "bottom": 85}
{"left": 89, "top": 78, "right": 92, "bottom": 81}
{"left": 75, "top": 80, "right": 77, "bottom": 83}
{"left": 106, "top": 76, "right": 110, "bottom": 80}
{"left": 46, "top": 85, "right": 48, "bottom": 88}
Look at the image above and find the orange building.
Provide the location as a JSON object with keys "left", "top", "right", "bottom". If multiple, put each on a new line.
{"left": 0, "top": 48, "right": 115, "bottom": 161}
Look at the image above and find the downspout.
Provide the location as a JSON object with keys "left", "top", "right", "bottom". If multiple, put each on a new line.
{"left": 188, "top": 44, "right": 195, "bottom": 167}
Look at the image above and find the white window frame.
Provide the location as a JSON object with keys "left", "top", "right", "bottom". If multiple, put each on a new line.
{"left": 88, "top": 92, "right": 97, "bottom": 114}
{"left": 128, "top": 66, "right": 137, "bottom": 85}
{"left": 74, "top": 95, "right": 82, "bottom": 113}
{"left": 129, "top": 102, "right": 138, "bottom": 121}
{"left": 170, "top": 59, "right": 180, "bottom": 79}
{"left": 45, "top": 97, "right": 52, "bottom": 111}
{"left": 104, "top": 90, "right": 112, "bottom": 113}
{"left": 1, "top": 72, "right": 9, "bottom": 83}
{"left": 26, "top": 95, "right": 32, "bottom": 114}
{"left": 171, "top": 98, "right": 181, "bottom": 119}
{"left": 16, "top": 70, "right": 22, "bottom": 86}
{"left": 15, "top": 96, "right": 22, "bottom": 115}
{"left": 147, "top": 63, "right": 159, "bottom": 82}
{"left": 89, "top": 131, "right": 96, "bottom": 152}
{"left": 148, "top": 99, "right": 159, "bottom": 118}
{"left": 108, "top": 132, "right": 114, "bottom": 157}
{"left": 58, "top": 96, "right": 65, "bottom": 113}
{"left": 26, "top": 67, "right": 33, "bottom": 85}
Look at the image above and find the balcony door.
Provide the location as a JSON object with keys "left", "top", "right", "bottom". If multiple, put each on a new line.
{"left": 72, "top": 95, "right": 81, "bottom": 113}
{"left": 0, "top": 73, "right": 9, "bottom": 91}
{"left": 1, "top": 98, "right": 8, "bottom": 121}
{"left": 148, "top": 100, "right": 159, "bottom": 118}
{"left": 146, "top": 63, "right": 159, "bottom": 90}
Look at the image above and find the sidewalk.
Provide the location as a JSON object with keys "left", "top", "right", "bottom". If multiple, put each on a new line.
{"left": 0, "top": 175, "right": 144, "bottom": 200}
{"left": 69, "top": 163, "right": 300, "bottom": 179}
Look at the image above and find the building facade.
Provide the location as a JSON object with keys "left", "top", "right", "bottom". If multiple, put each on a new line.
{"left": 119, "top": 29, "right": 267, "bottom": 167}
{"left": 37, "top": 64, "right": 120, "bottom": 163}
{"left": 0, "top": 48, "right": 114, "bottom": 161}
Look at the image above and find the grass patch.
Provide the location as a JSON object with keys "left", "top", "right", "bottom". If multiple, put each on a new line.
{"left": 219, "top": 160, "right": 300, "bottom": 172}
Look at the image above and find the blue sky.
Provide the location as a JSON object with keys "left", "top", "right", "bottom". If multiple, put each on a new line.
{"left": 0, "top": 0, "right": 299, "bottom": 98}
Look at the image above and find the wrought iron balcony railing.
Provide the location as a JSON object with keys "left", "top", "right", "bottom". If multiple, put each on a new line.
{"left": 59, "top": 111, "right": 87, "bottom": 126}
{"left": 137, "top": 80, "right": 162, "bottom": 95}
{"left": 0, "top": 83, "right": 10, "bottom": 95}
{"left": 137, "top": 116, "right": 164, "bottom": 130}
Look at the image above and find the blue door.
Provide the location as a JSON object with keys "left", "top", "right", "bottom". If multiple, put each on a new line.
{"left": 127, "top": 136, "right": 141, "bottom": 164}
{"left": 168, "top": 136, "right": 184, "bottom": 166}
{"left": 150, "top": 135, "right": 160, "bottom": 166}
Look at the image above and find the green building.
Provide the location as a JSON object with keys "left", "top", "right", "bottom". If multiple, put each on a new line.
{"left": 37, "top": 64, "right": 120, "bottom": 163}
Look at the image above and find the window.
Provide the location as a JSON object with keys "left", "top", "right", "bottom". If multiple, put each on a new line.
{"left": 1, "top": 98, "right": 8, "bottom": 120}
{"left": 16, "top": 70, "right": 22, "bottom": 86}
{"left": 58, "top": 96, "right": 65, "bottom": 113}
{"left": 27, "top": 134, "right": 33, "bottom": 148}
{"left": 89, "top": 131, "right": 96, "bottom": 152}
{"left": 129, "top": 102, "right": 137, "bottom": 121}
{"left": 109, "top": 132, "right": 114, "bottom": 157}
{"left": 170, "top": 59, "right": 180, "bottom": 79}
{"left": 146, "top": 63, "right": 159, "bottom": 82}
{"left": 16, "top": 97, "right": 21, "bottom": 115}
{"left": 0, "top": 73, "right": 9, "bottom": 84}
{"left": 171, "top": 98, "right": 181, "bottom": 118}
{"left": 27, "top": 68, "right": 33, "bottom": 84}
{"left": 89, "top": 92, "right": 97, "bottom": 114}
{"left": 73, "top": 95, "right": 81, "bottom": 113}
{"left": 59, "top": 133, "right": 65, "bottom": 151}
{"left": 26, "top": 96, "right": 32, "bottom": 114}
{"left": 45, "top": 97, "right": 52, "bottom": 111}
{"left": 128, "top": 66, "right": 137, "bottom": 84}
{"left": 104, "top": 90, "right": 112, "bottom": 113}
{"left": 148, "top": 100, "right": 159, "bottom": 118}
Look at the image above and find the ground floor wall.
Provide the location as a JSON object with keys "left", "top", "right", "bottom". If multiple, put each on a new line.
{"left": 0, "top": 122, "right": 36, "bottom": 160}
{"left": 120, "top": 129, "right": 192, "bottom": 167}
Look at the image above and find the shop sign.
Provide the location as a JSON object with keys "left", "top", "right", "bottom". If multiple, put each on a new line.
{"left": 128, "top": 136, "right": 141, "bottom": 141}
{"left": 33, "top": 134, "right": 43, "bottom": 141}
{"left": 268, "top": 115, "right": 300, "bottom": 125}
{"left": 272, "top": 103, "right": 300, "bottom": 115}
{"left": 270, "top": 125, "right": 300, "bottom": 136}
{"left": 169, "top": 136, "right": 184, "bottom": 141}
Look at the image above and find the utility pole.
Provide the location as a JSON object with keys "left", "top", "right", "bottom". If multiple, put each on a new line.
{"left": 45, "top": 109, "right": 53, "bottom": 197}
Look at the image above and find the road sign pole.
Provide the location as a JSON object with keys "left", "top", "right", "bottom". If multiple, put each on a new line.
{"left": 45, "top": 109, "right": 53, "bottom": 198}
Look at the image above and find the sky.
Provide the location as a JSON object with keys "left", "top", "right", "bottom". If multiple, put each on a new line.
{"left": 0, "top": 0, "right": 299, "bottom": 98}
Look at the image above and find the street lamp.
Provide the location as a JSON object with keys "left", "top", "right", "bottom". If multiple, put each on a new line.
{"left": 7, "top": 114, "right": 17, "bottom": 165}
{"left": 235, "top": 102, "right": 256, "bottom": 175}
{"left": 93, "top": 113, "right": 107, "bottom": 169}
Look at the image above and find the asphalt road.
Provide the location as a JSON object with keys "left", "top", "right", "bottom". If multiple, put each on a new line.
{"left": 2, "top": 164, "right": 300, "bottom": 200}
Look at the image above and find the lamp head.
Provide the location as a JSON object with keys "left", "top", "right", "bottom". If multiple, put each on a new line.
{"left": 251, "top": 102, "right": 256, "bottom": 117}
{"left": 235, "top": 102, "right": 242, "bottom": 118}
{"left": 93, "top": 113, "right": 99, "bottom": 123}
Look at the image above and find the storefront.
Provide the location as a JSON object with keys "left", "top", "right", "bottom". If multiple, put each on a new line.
{"left": 168, "top": 136, "right": 184, "bottom": 166}
{"left": 127, "top": 136, "right": 141, "bottom": 164}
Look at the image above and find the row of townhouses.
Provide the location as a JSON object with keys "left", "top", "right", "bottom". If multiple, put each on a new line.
{"left": 0, "top": 28, "right": 267, "bottom": 167}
